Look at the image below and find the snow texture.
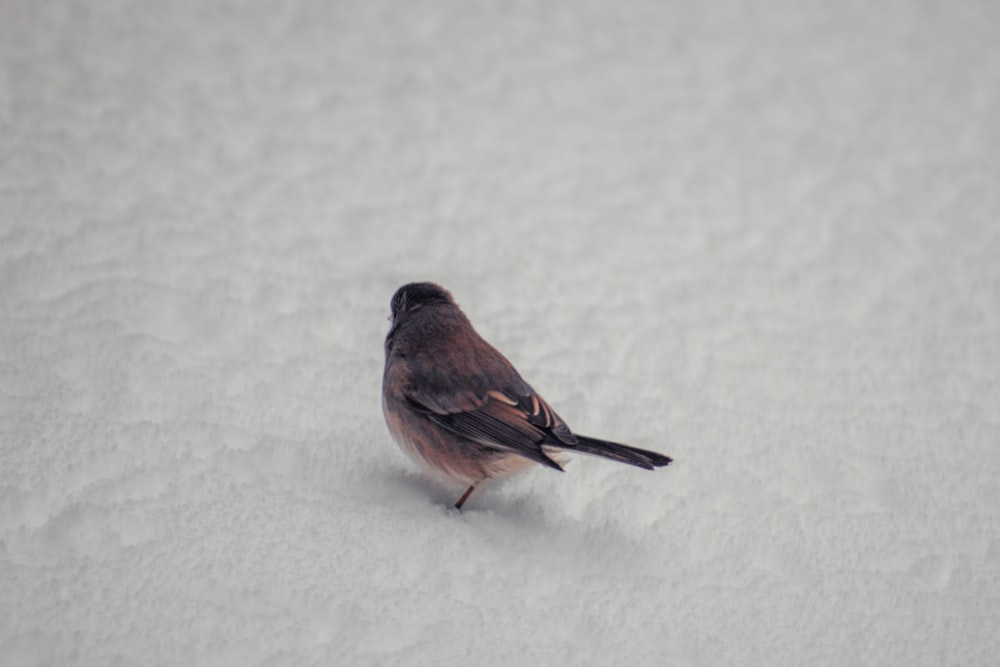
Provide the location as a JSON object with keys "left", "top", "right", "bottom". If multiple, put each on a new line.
{"left": 2, "top": 0, "right": 999, "bottom": 665}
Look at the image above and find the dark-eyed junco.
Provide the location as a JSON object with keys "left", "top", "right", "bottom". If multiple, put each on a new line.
{"left": 382, "top": 282, "right": 673, "bottom": 509}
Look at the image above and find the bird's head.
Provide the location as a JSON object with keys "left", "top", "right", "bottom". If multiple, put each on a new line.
{"left": 389, "top": 282, "right": 456, "bottom": 322}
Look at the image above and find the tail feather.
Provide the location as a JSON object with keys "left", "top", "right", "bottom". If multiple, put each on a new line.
{"left": 567, "top": 435, "right": 673, "bottom": 470}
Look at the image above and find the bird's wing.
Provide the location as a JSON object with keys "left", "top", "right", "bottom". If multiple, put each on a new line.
{"left": 403, "top": 381, "right": 578, "bottom": 471}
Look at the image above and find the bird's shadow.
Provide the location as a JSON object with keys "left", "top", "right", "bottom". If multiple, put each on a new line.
{"left": 366, "top": 466, "right": 460, "bottom": 508}
{"left": 356, "top": 465, "right": 636, "bottom": 545}
{"left": 358, "top": 465, "right": 525, "bottom": 513}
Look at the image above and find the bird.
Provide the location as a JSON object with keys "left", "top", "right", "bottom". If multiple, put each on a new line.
{"left": 381, "top": 282, "right": 673, "bottom": 509}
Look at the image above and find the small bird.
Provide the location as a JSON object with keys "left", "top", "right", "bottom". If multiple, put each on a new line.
{"left": 381, "top": 282, "right": 673, "bottom": 509}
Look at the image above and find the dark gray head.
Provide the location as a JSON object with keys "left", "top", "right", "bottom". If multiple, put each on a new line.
{"left": 389, "top": 282, "right": 456, "bottom": 320}
{"left": 385, "top": 282, "right": 461, "bottom": 354}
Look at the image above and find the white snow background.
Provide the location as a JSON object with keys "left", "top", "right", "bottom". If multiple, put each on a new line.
{"left": 2, "top": 1, "right": 999, "bottom": 665}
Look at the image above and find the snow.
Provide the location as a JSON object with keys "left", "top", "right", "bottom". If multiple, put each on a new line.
{"left": 2, "top": 0, "right": 999, "bottom": 664}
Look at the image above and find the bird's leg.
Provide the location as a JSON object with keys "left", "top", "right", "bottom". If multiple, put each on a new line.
{"left": 454, "top": 484, "right": 477, "bottom": 510}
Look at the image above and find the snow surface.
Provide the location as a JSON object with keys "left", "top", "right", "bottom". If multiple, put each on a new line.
{"left": 2, "top": 0, "right": 999, "bottom": 665}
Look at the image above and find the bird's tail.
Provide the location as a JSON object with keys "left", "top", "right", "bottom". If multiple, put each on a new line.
{"left": 568, "top": 435, "right": 673, "bottom": 470}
